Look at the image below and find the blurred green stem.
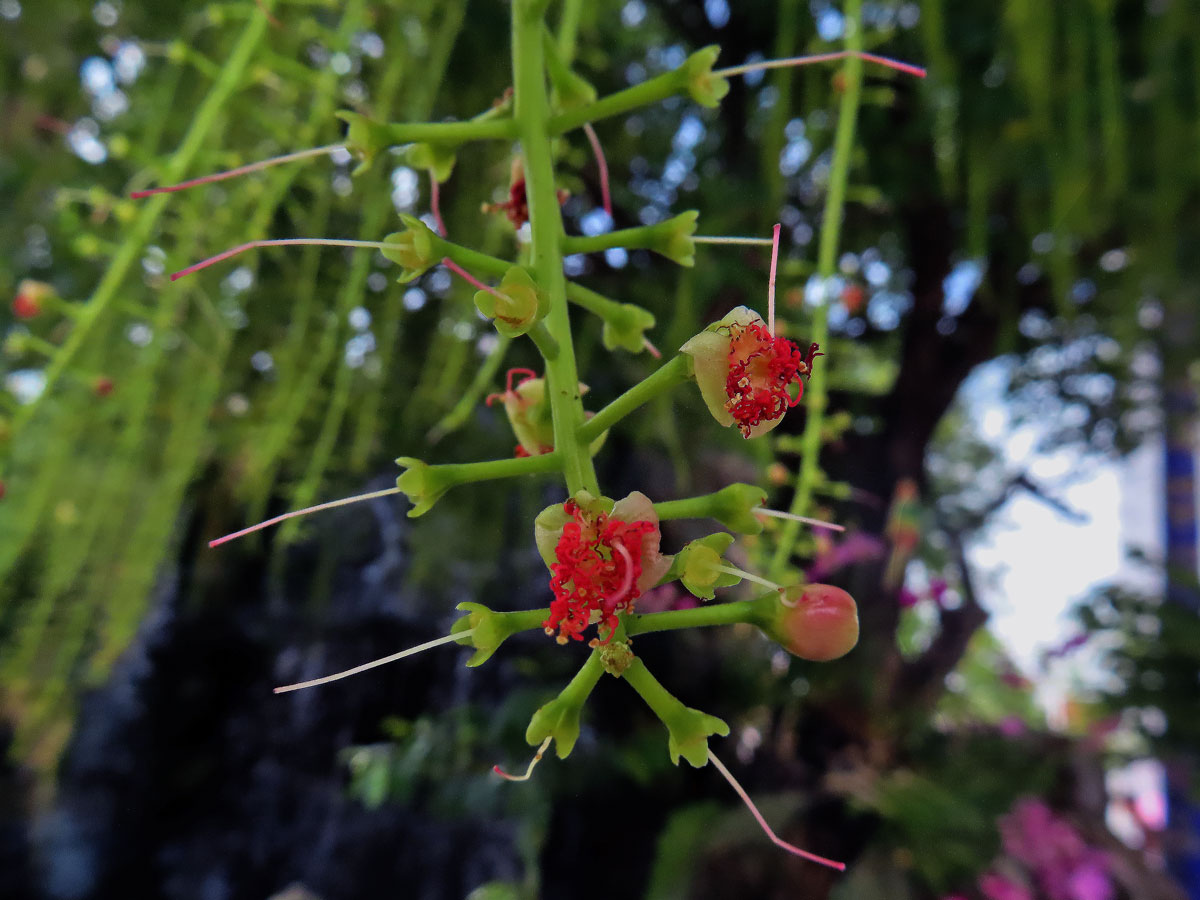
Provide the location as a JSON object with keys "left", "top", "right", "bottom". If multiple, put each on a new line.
{"left": 768, "top": 0, "right": 864, "bottom": 580}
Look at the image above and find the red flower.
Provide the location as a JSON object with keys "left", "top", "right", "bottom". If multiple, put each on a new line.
{"left": 724, "top": 320, "right": 817, "bottom": 437}
{"left": 536, "top": 492, "right": 672, "bottom": 645}
{"left": 484, "top": 159, "right": 569, "bottom": 229}
{"left": 682, "top": 307, "right": 820, "bottom": 438}
{"left": 12, "top": 280, "right": 53, "bottom": 320}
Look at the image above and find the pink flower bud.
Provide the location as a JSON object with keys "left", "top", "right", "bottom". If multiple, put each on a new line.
{"left": 765, "top": 583, "right": 859, "bottom": 662}
{"left": 12, "top": 280, "right": 53, "bottom": 320}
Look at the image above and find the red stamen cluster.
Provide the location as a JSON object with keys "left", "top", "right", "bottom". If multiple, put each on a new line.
{"left": 545, "top": 500, "right": 655, "bottom": 644}
{"left": 484, "top": 167, "right": 569, "bottom": 229}
{"left": 724, "top": 322, "right": 820, "bottom": 437}
{"left": 513, "top": 444, "right": 553, "bottom": 458}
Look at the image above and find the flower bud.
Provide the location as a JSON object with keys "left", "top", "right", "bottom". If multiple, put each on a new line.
{"left": 473, "top": 266, "right": 547, "bottom": 337}
{"left": 682, "top": 46, "right": 730, "bottom": 108}
{"left": 381, "top": 215, "right": 439, "bottom": 283}
{"left": 12, "top": 280, "right": 53, "bottom": 320}
{"left": 754, "top": 583, "right": 859, "bottom": 662}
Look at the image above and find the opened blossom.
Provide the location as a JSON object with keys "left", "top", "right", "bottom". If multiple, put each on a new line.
{"left": 681, "top": 306, "right": 819, "bottom": 438}
{"left": 534, "top": 491, "right": 672, "bottom": 644}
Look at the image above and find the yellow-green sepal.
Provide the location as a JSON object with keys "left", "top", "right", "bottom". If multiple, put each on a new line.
{"left": 381, "top": 214, "right": 439, "bottom": 283}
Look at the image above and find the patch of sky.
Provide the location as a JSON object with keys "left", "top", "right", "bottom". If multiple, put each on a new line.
{"left": 942, "top": 259, "right": 983, "bottom": 316}
{"left": 605, "top": 248, "right": 628, "bottom": 268}
{"left": 704, "top": 0, "right": 730, "bottom": 28}
{"left": 673, "top": 115, "right": 705, "bottom": 152}
{"left": 779, "top": 137, "right": 812, "bottom": 176}
{"left": 68, "top": 119, "right": 107, "bottom": 164}
{"left": 867, "top": 291, "right": 910, "bottom": 330}
{"left": 816, "top": 7, "right": 845, "bottom": 40}
{"left": 112, "top": 42, "right": 145, "bottom": 83}
{"left": 741, "top": 52, "right": 766, "bottom": 86}
{"left": 354, "top": 31, "right": 385, "bottom": 59}
{"left": 580, "top": 209, "right": 613, "bottom": 236}
{"left": 621, "top": 0, "right": 646, "bottom": 28}
{"left": 390, "top": 166, "right": 419, "bottom": 210}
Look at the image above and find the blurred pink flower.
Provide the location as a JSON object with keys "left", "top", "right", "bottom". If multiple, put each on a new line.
{"left": 979, "top": 872, "right": 1033, "bottom": 900}
{"left": 999, "top": 716, "right": 1026, "bottom": 738}
{"left": 805, "top": 532, "right": 885, "bottom": 581}
{"left": 1066, "top": 854, "right": 1114, "bottom": 900}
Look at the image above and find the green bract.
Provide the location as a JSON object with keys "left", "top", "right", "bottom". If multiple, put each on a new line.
{"left": 451, "top": 602, "right": 539, "bottom": 667}
{"left": 394, "top": 456, "right": 447, "bottom": 518}
{"left": 709, "top": 482, "right": 769, "bottom": 534}
{"left": 398, "top": 142, "right": 457, "bottom": 182}
{"left": 336, "top": 110, "right": 391, "bottom": 174}
{"left": 601, "top": 302, "right": 657, "bottom": 354}
{"left": 473, "top": 266, "right": 547, "bottom": 337}
{"left": 381, "top": 215, "right": 438, "bottom": 283}
{"left": 526, "top": 692, "right": 585, "bottom": 759}
{"left": 650, "top": 210, "right": 699, "bottom": 267}
{"left": 672, "top": 533, "right": 741, "bottom": 600}
{"left": 683, "top": 46, "right": 730, "bottom": 108}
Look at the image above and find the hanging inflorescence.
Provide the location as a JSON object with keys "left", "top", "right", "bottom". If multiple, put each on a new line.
{"left": 139, "top": 0, "right": 925, "bottom": 873}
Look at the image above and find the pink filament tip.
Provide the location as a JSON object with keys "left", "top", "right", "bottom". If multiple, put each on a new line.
{"left": 708, "top": 749, "right": 846, "bottom": 872}
{"left": 131, "top": 144, "right": 344, "bottom": 199}
{"left": 858, "top": 51, "right": 927, "bottom": 79}
{"left": 429, "top": 172, "right": 447, "bottom": 237}
{"left": 443, "top": 258, "right": 505, "bottom": 301}
{"left": 582, "top": 123, "right": 612, "bottom": 218}
{"left": 718, "top": 50, "right": 926, "bottom": 81}
{"left": 208, "top": 486, "right": 403, "bottom": 548}
{"left": 767, "top": 223, "right": 781, "bottom": 336}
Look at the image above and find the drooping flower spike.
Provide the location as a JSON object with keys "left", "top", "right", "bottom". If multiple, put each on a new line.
{"left": 534, "top": 491, "right": 673, "bottom": 644}
{"left": 681, "top": 306, "right": 821, "bottom": 438}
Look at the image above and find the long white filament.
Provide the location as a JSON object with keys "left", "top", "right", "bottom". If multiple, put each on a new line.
{"left": 713, "top": 564, "right": 784, "bottom": 593}
{"left": 754, "top": 507, "right": 845, "bottom": 532}
{"left": 208, "top": 486, "right": 404, "bottom": 548}
{"left": 273, "top": 630, "right": 474, "bottom": 694}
